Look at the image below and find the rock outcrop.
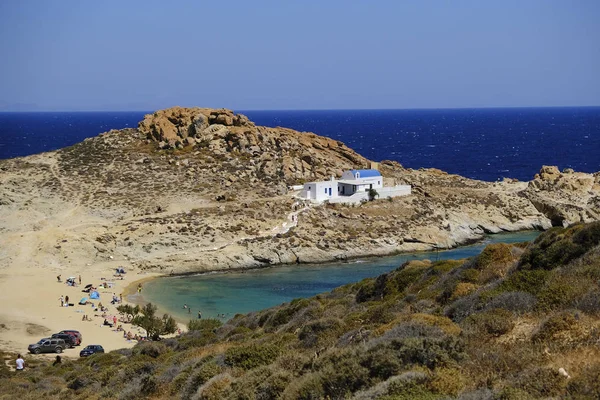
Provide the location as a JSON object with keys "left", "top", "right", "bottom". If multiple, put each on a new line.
{"left": 138, "top": 107, "right": 369, "bottom": 186}
{"left": 527, "top": 165, "right": 600, "bottom": 226}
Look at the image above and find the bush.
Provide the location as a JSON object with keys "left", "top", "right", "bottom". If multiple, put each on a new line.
{"left": 475, "top": 243, "right": 516, "bottom": 282}
{"left": 132, "top": 341, "right": 169, "bottom": 358}
{"left": 485, "top": 291, "right": 537, "bottom": 314}
{"left": 519, "top": 222, "right": 600, "bottom": 270}
{"left": 224, "top": 342, "right": 281, "bottom": 370}
{"left": 298, "top": 318, "right": 344, "bottom": 348}
{"left": 463, "top": 308, "right": 515, "bottom": 336}
{"left": 318, "top": 352, "right": 371, "bottom": 398}
{"left": 188, "top": 318, "right": 222, "bottom": 332}
{"left": 532, "top": 312, "right": 578, "bottom": 343}
{"left": 577, "top": 289, "right": 600, "bottom": 315}
{"left": 386, "top": 370, "right": 437, "bottom": 400}
{"left": 281, "top": 372, "right": 324, "bottom": 400}
{"left": 183, "top": 361, "right": 222, "bottom": 398}
{"left": 515, "top": 367, "right": 567, "bottom": 398}
{"left": 567, "top": 362, "right": 600, "bottom": 398}
{"left": 536, "top": 274, "right": 591, "bottom": 311}
{"left": 496, "top": 269, "right": 549, "bottom": 295}
{"left": 429, "top": 367, "right": 465, "bottom": 397}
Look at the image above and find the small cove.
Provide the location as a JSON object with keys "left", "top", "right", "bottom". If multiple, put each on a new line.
{"left": 139, "top": 231, "right": 541, "bottom": 321}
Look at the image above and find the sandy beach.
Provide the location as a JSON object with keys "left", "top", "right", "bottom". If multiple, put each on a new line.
{"left": 0, "top": 258, "right": 168, "bottom": 359}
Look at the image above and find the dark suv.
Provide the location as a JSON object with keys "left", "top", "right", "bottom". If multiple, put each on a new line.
{"left": 58, "top": 330, "right": 82, "bottom": 345}
{"left": 79, "top": 345, "right": 104, "bottom": 357}
{"left": 28, "top": 338, "right": 67, "bottom": 354}
{"left": 51, "top": 333, "right": 77, "bottom": 348}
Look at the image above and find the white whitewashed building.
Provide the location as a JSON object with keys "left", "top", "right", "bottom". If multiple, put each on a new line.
{"left": 300, "top": 169, "right": 411, "bottom": 204}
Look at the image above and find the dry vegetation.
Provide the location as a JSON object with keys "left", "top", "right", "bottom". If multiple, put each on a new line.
{"left": 1, "top": 222, "right": 599, "bottom": 399}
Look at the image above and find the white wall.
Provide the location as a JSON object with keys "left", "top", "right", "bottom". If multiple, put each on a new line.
{"left": 302, "top": 181, "right": 339, "bottom": 201}
{"left": 328, "top": 185, "right": 411, "bottom": 204}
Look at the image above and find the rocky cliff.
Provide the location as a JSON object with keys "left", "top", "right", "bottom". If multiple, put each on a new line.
{"left": 0, "top": 107, "right": 599, "bottom": 275}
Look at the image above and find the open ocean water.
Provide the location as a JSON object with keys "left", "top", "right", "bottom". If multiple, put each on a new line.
{"left": 0, "top": 107, "right": 599, "bottom": 182}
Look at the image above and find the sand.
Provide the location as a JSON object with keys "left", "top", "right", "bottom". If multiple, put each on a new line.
{"left": 0, "top": 262, "right": 168, "bottom": 359}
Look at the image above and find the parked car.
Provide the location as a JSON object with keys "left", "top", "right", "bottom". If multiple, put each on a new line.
{"left": 28, "top": 338, "right": 66, "bottom": 354}
{"left": 79, "top": 345, "right": 104, "bottom": 357}
{"left": 58, "top": 330, "right": 82, "bottom": 345}
{"left": 51, "top": 333, "right": 77, "bottom": 348}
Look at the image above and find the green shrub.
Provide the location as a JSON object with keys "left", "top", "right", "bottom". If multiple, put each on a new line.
{"left": 298, "top": 318, "right": 344, "bottom": 348}
{"left": 464, "top": 308, "right": 515, "bottom": 336}
{"left": 477, "top": 243, "right": 514, "bottom": 266}
{"left": 184, "top": 361, "right": 223, "bottom": 397}
{"left": 281, "top": 372, "right": 324, "bottom": 400}
{"left": 462, "top": 268, "right": 480, "bottom": 283}
{"left": 428, "top": 367, "right": 465, "bottom": 396}
{"left": 532, "top": 312, "right": 578, "bottom": 343}
{"left": 536, "top": 274, "right": 591, "bottom": 311}
{"left": 385, "top": 371, "right": 438, "bottom": 400}
{"left": 516, "top": 367, "right": 567, "bottom": 397}
{"left": 268, "top": 298, "right": 311, "bottom": 327}
{"left": 224, "top": 342, "right": 281, "bottom": 370}
{"left": 496, "top": 269, "right": 549, "bottom": 295}
{"left": 316, "top": 349, "right": 371, "bottom": 398}
{"left": 188, "top": 318, "right": 222, "bottom": 332}
{"left": 519, "top": 222, "right": 600, "bottom": 270}
{"left": 567, "top": 362, "right": 600, "bottom": 399}
{"left": 132, "top": 341, "right": 169, "bottom": 358}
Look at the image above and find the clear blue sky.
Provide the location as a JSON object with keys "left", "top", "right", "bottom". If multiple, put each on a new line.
{"left": 1, "top": 0, "right": 598, "bottom": 111}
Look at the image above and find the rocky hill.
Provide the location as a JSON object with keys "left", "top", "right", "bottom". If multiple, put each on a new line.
{"left": 2, "top": 222, "right": 599, "bottom": 399}
{"left": 0, "top": 107, "right": 599, "bottom": 275}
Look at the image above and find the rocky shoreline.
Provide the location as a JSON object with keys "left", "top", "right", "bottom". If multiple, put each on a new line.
{"left": 1, "top": 107, "right": 599, "bottom": 277}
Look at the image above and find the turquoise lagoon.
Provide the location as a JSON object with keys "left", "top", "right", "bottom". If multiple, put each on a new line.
{"left": 140, "top": 231, "right": 540, "bottom": 321}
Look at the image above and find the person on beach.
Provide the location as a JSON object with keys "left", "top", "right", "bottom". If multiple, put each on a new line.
{"left": 53, "top": 355, "right": 61, "bottom": 366}
{"left": 78, "top": 275, "right": 81, "bottom": 285}
{"left": 198, "top": 311, "right": 202, "bottom": 319}
{"left": 57, "top": 275, "right": 61, "bottom": 282}
{"left": 113, "top": 316, "right": 117, "bottom": 326}
{"left": 16, "top": 354, "right": 25, "bottom": 371}
{"left": 188, "top": 307, "right": 191, "bottom": 314}
{"left": 120, "top": 294, "right": 123, "bottom": 303}
{"left": 59, "top": 295, "right": 64, "bottom": 307}
{"left": 65, "top": 295, "right": 69, "bottom": 306}
{"left": 137, "top": 283, "right": 142, "bottom": 293}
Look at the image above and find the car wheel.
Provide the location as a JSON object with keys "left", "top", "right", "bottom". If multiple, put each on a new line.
{"left": 33, "top": 348, "right": 41, "bottom": 354}
{"left": 55, "top": 347, "right": 62, "bottom": 353}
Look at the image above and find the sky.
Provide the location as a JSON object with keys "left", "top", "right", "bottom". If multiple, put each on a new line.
{"left": 0, "top": 0, "right": 599, "bottom": 111}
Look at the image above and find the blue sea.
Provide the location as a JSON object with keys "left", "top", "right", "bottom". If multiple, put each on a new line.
{"left": 1, "top": 107, "right": 599, "bottom": 181}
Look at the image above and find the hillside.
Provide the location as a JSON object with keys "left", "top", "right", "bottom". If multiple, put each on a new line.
{"left": 0, "top": 107, "right": 598, "bottom": 275}
{"left": 1, "top": 222, "right": 599, "bottom": 399}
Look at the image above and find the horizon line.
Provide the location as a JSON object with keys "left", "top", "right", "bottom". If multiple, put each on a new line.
{"left": 1, "top": 105, "right": 600, "bottom": 113}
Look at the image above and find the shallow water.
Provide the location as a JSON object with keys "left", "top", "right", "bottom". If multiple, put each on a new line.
{"left": 140, "top": 231, "right": 540, "bottom": 321}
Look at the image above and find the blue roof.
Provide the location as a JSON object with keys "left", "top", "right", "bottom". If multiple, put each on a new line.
{"left": 350, "top": 169, "right": 381, "bottom": 178}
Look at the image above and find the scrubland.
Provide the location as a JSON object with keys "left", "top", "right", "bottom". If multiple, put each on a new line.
{"left": 1, "top": 221, "right": 599, "bottom": 399}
